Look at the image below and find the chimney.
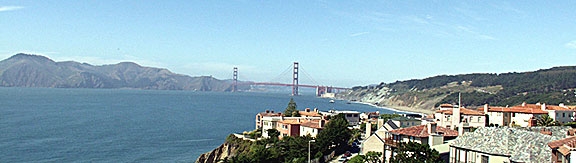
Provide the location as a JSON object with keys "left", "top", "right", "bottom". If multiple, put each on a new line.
{"left": 452, "top": 107, "right": 461, "bottom": 130}
{"left": 306, "top": 108, "right": 310, "bottom": 112}
{"left": 560, "top": 103, "right": 566, "bottom": 107}
{"left": 427, "top": 123, "right": 437, "bottom": 135}
{"left": 297, "top": 119, "right": 301, "bottom": 123}
{"left": 319, "top": 120, "right": 326, "bottom": 128}
{"left": 522, "top": 102, "right": 526, "bottom": 107}
{"left": 266, "top": 110, "right": 270, "bottom": 113}
{"left": 484, "top": 104, "right": 488, "bottom": 113}
{"left": 314, "top": 108, "right": 318, "bottom": 112}
{"left": 536, "top": 102, "right": 541, "bottom": 105}
{"left": 376, "top": 111, "right": 380, "bottom": 115}
{"left": 541, "top": 103, "right": 546, "bottom": 111}
{"left": 366, "top": 122, "right": 372, "bottom": 136}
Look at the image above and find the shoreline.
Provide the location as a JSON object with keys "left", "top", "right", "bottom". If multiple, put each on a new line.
{"left": 353, "top": 101, "right": 431, "bottom": 115}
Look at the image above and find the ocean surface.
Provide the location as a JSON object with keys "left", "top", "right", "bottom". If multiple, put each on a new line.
{"left": 0, "top": 88, "right": 403, "bottom": 162}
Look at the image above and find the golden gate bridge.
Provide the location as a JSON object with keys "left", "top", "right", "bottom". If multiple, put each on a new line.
{"left": 232, "top": 62, "right": 349, "bottom": 96}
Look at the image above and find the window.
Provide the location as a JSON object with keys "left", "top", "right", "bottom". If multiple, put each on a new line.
{"left": 563, "top": 113, "right": 566, "bottom": 117}
{"left": 481, "top": 155, "right": 489, "bottom": 163}
{"left": 353, "top": 114, "right": 358, "bottom": 117}
{"left": 347, "top": 114, "right": 352, "bottom": 117}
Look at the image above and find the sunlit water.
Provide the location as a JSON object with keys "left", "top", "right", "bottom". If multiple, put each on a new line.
{"left": 0, "top": 88, "right": 401, "bottom": 162}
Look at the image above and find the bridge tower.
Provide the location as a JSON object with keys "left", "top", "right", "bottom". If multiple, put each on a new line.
{"left": 233, "top": 67, "right": 238, "bottom": 92}
{"left": 292, "top": 62, "right": 299, "bottom": 96}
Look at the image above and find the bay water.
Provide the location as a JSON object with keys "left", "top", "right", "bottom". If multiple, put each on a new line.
{"left": 0, "top": 88, "right": 401, "bottom": 162}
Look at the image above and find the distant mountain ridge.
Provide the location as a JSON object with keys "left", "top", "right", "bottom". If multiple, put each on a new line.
{"left": 337, "top": 66, "right": 576, "bottom": 113}
{"left": 0, "top": 53, "right": 242, "bottom": 91}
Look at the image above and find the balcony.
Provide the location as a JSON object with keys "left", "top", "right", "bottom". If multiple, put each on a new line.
{"left": 384, "top": 138, "right": 398, "bottom": 147}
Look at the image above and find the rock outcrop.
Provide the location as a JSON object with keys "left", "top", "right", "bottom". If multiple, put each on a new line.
{"left": 195, "top": 142, "right": 239, "bottom": 163}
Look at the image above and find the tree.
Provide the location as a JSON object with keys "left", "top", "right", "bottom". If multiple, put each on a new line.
{"left": 284, "top": 98, "right": 298, "bottom": 117}
{"left": 364, "top": 152, "right": 382, "bottom": 163}
{"left": 379, "top": 113, "right": 403, "bottom": 122}
{"left": 390, "top": 142, "right": 443, "bottom": 163}
{"left": 267, "top": 129, "right": 280, "bottom": 139}
{"left": 348, "top": 152, "right": 381, "bottom": 163}
{"left": 316, "top": 114, "right": 352, "bottom": 154}
{"left": 537, "top": 114, "right": 559, "bottom": 126}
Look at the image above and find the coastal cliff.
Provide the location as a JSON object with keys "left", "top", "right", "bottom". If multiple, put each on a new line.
{"left": 337, "top": 66, "right": 576, "bottom": 114}
{"left": 195, "top": 142, "right": 239, "bottom": 163}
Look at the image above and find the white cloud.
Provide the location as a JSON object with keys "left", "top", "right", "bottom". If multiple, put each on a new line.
{"left": 0, "top": 6, "right": 24, "bottom": 12}
{"left": 565, "top": 41, "right": 576, "bottom": 49}
{"left": 349, "top": 32, "right": 369, "bottom": 37}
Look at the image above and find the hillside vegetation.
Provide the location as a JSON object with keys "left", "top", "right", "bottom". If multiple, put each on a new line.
{"left": 0, "top": 53, "right": 249, "bottom": 91}
{"left": 337, "top": 66, "right": 576, "bottom": 112}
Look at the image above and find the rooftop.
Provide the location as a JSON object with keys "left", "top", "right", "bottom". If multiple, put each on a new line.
{"left": 481, "top": 106, "right": 549, "bottom": 114}
{"left": 451, "top": 127, "right": 571, "bottom": 163}
{"left": 300, "top": 119, "right": 328, "bottom": 129}
{"left": 388, "top": 125, "right": 458, "bottom": 138}
{"left": 390, "top": 116, "right": 420, "bottom": 121}
{"left": 436, "top": 107, "right": 484, "bottom": 116}
{"left": 516, "top": 104, "right": 573, "bottom": 111}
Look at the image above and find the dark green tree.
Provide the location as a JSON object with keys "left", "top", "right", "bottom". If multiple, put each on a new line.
{"left": 348, "top": 152, "right": 381, "bottom": 163}
{"left": 537, "top": 114, "right": 559, "bottom": 126}
{"left": 267, "top": 128, "right": 280, "bottom": 139}
{"left": 316, "top": 114, "right": 352, "bottom": 154}
{"left": 284, "top": 98, "right": 298, "bottom": 117}
{"left": 390, "top": 142, "right": 443, "bottom": 163}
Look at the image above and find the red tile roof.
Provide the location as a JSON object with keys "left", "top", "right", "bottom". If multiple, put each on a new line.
{"left": 388, "top": 125, "right": 458, "bottom": 137}
{"left": 439, "top": 104, "right": 454, "bottom": 108}
{"left": 436, "top": 108, "right": 484, "bottom": 116}
{"left": 257, "top": 112, "right": 283, "bottom": 117}
{"left": 482, "top": 106, "right": 549, "bottom": 114}
{"left": 279, "top": 119, "right": 303, "bottom": 125}
{"left": 300, "top": 120, "right": 328, "bottom": 129}
{"left": 515, "top": 104, "right": 573, "bottom": 111}
{"left": 299, "top": 111, "right": 322, "bottom": 117}
{"left": 548, "top": 136, "right": 576, "bottom": 149}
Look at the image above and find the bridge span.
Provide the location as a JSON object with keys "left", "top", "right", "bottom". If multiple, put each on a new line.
{"left": 232, "top": 62, "right": 349, "bottom": 96}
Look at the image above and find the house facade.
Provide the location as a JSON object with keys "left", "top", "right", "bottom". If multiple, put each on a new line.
{"left": 255, "top": 110, "right": 282, "bottom": 129}
{"left": 482, "top": 104, "right": 548, "bottom": 127}
{"left": 435, "top": 107, "right": 486, "bottom": 128}
{"left": 299, "top": 119, "right": 327, "bottom": 137}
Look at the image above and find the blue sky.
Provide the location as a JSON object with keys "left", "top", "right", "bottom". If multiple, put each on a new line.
{"left": 1, "top": 1, "right": 576, "bottom": 87}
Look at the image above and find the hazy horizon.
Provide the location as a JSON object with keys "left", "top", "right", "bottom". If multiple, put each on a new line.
{"left": 2, "top": 1, "right": 576, "bottom": 87}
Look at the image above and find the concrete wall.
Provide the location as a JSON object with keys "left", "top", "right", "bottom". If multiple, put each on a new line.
{"left": 300, "top": 126, "right": 319, "bottom": 137}
{"left": 361, "top": 134, "right": 384, "bottom": 155}
{"left": 551, "top": 110, "right": 574, "bottom": 124}
{"left": 449, "top": 147, "right": 510, "bottom": 163}
{"left": 510, "top": 113, "right": 535, "bottom": 127}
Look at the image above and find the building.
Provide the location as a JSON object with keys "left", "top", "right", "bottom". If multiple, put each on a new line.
{"left": 389, "top": 116, "right": 422, "bottom": 128}
{"left": 360, "top": 111, "right": 380, "bottom": 120}
{"left": 277, "top": 119, "right": 302, "bottom": 138}
{"left": 261, "top": 116, "right": 321, "bottom": 138}
{"left": 299, "top": 119, "right": 327, "bottom": 137}
{"left": 380, "top": 123, "right": 458, "bottom": 162}
{"left": 548, "top": 135, "right": 576, "bottom": 163}
{"left": 482, "top": 104, "right": 549, "bottom": 127}
{"left": 515, "top": 103, "right": 575, "bottom": 124}
{"left": 299, "top": 108, "right": 322, "bottom": 117}
{"left": 321, "top": 110, "right": 361, "bottom": 126}
{"left": 435, "top": 107, "right": 486, "bottom": 128}
{"left": 450, "top": 127, "right": 572, "bottom": 163}
{"left": 255, "top": 110, "right": 282, "bottom": 129}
